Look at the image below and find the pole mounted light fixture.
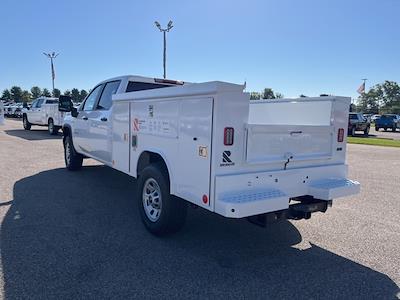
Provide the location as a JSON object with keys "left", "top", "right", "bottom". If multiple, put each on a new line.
{"left": 43, "top": 52, "right": 59, "bottom": 92}
{"left": 154, "top": 20, "right": 173, "bottom": 79}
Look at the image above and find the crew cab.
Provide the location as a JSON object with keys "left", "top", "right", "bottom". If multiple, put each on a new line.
{"left": 375, "top": 114, "right": 400, "bottom": 132}
{"left": 23, "top": 97, "right": 64, "bottom": 134}
{"left": 60, "top": 75, "right": 360, "bottom": 235}
{"left": 348, "top": 112, "right": 370, "bottom": 136}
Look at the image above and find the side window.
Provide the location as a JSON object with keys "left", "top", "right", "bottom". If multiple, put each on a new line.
{"left": 83, "top": 85, "right": 103, "bottom": 111}
{"left": 36, "top": 99, "right": 44, "bottom": 108}
{"left": 97, "top": 81, "right": 121, "bottom": 110}
{"left": 31, "top": 100, "right": 38, "bottom": 108}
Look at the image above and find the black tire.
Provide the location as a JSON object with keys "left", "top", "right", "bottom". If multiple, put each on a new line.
{"left": 350, "top": 126, "right": 356, "bottom": 137}
{"left": 23, "top": 115, "right": 31, "bottom": 130}
{"left": 392, "top": 126, "right": 396, "bottom": 132}
{"left": 48, "top": 118, "right": 58, "bottom": 135}
{"left": 364, "top": 126, "right": 370, "bottom": 136}
{"left": 137, "top": 163, "right": 187, "bottom": 236}
{"left": 375, "top": 127, "right": 379, "bottom": 131}
{"left": 64, "top": 135, "right": 83, "bottom": 171}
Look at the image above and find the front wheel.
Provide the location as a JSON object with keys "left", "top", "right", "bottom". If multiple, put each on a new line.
{"left": 364, "top": 126, "right": 370, "bottom": 136}
{"left": 23, "top": 115, "right": 31, "bottom": 130}
{"left": 137, "top": 164, "right": 187, "bottom": 236}
{"left": 64, "top": 135, "right": 83, "bottom": 171}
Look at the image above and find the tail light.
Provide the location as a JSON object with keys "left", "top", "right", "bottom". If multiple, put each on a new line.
{"left": 224, "top": 127, "right": 234, "bottom": 145}
{"left": 337, "top": 128, "right": 344, "bottom": 142}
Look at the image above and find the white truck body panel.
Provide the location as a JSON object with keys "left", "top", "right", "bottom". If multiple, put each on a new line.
{"left": 65, "top": 76, "right": 360, "bottom": 220}
{"left": 0, "top": 101, "right": 4, "bottom": 125}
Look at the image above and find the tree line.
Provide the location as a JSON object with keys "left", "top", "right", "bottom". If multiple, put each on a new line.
{"left": 249, "top": 88, "right": 284, "bottom": 100}
{"left": 1, "top": 86, "right": 89, "bottom": 103}
{"left": 356, "top": 80, "right": 400, "bottom": 114}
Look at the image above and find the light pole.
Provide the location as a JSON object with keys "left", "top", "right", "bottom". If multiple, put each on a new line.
{"left": 154, "top": 20, "right": 173, "bottom": 79}
{"left": 43, "top": 52, "right": 59, "bottom": 92}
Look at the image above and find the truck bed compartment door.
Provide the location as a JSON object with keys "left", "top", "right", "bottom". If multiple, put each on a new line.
{"left": 246, "top": 124, "right": 334, "bottom": 164}
{"left": 177, "top": 97, "right": 213, "bottom": 206}
{"left": 112, "top": 102, "right": 130, "bottom": 173}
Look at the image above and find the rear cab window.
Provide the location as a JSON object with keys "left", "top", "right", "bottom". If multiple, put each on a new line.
{"left": 126, "top": 81, "right": 173, "bottom": 92}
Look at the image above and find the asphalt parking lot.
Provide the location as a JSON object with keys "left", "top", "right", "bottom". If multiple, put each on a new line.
{"left": 0, "top": 118, "right": 399, "bottom": 299}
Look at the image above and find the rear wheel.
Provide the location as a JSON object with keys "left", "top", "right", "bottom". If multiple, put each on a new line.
{"left": 64, "top": 135, "right": 83, "bottom": 171}
{"left": 48, "top": 118, "right": 58, "bottom": 135}
{"left": 137, "top": 164, "right": 187, "bottom": 235}
{"left": 23, "top": 115, "right": 31, "bottom": 130}
{"left": 375, "top": 126, "right": 379, "bottom": 131}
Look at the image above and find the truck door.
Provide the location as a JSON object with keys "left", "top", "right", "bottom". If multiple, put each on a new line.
{"left": 30, "top": 99, "right": 44, "bottom": 123}
{"left": 177, "top": 97, "right": 213, "bottom": 206}
{"left": 87, "top": 80, "right": 120, "bottom": 164}
{"left": 74, "top": 84, "right": 104, "bottom": 156}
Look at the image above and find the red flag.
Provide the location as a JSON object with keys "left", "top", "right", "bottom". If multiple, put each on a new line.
{"left": 357, "top": 82, "right": 365, "bottom": 94}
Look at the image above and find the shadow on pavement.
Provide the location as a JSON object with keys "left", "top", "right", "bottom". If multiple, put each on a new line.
{"left": 1, "top": 166, "right": 399, "bottom": 298}
{"left": 5, "top": 129, "right": 62, "bottom": 141}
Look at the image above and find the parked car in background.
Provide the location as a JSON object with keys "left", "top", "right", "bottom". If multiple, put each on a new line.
{"left": 363, "top": 114, "right": 372, "bottom": 123}
{"left": 22, "top": 97, "right": 65, "bottom": 135}
{"left": 348, "top": 112, "right": 370, "bottom": 136}
{"left": 375, "top": 114, "right": 400, "bottom": 132}
{"left": 371, "top": 114, "right": 381, "bottom": 122}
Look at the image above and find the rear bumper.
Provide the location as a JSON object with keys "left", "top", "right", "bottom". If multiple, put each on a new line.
{"left": 214, "top": 164, "right": 360, "bottom": 218}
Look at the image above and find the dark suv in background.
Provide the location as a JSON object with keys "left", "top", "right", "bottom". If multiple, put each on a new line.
{"left": 348, "top": 113, "right": 370, "bottom": 136}
{"left": 375, "top": 114, "right": 400, "bottom": 132}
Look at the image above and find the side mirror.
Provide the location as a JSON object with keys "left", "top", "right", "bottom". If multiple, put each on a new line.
{"left": 71, "top": 107, "right": 78, "bottom": 118}
{"left": 59, "top": 95, "right": 73, "bottom": 112}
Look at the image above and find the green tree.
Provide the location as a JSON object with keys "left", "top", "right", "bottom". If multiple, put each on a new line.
{"left": 1, "top": 89, "right": 12, "bottom": 100}
{"left": 275, "top": 92, "right": 284, "bottom": 99}
{"left": 71, "top": 88, "right": 80, "bottom": 102}
{"left": 250, "top": 92, "right": 261, "bottom": 100}
{"left": 357, "top": 80, "right": 400, "bottom": 114}
{"left": 262, "top": 88, "right": 275, "bottom": 99}
{"left": 80, "top": 89, "right": 88, "bottom": 101}
{"left": 30, "top": 86, "right": 42, "bottom": 99}
{"left": 10, "top": 86, "right": 23, "bottom": 102}
{"left": 52, "top": 88, "right": 61, "bottom": 98}
{"left": 21, "top": 90, "right": 32, "bottom": 102}
{"left": 64, "top": 90, "right": 71, "bottom": 97}
{"left": 42, "top": 88, "right": 51, "bottom": 97}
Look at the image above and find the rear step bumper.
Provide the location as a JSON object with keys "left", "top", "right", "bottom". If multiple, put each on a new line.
{"left": 214, "top": 164, "right": 360, "bottom": 218}
{"left": 247, "top": 199, "right": 331, "bottom": 227}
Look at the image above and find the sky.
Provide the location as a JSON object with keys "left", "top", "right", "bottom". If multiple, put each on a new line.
{"left": 0, "top": 0, "right": 399, "bottom": 99}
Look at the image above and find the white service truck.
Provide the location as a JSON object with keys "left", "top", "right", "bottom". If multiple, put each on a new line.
{"left": 60, "top": 75, "right": 360, "bottom": 235}
{"left": 23, "top": 97, "right": 65, "bottom": 135}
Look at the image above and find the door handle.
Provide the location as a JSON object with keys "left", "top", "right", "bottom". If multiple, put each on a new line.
{"left": 100, "top": 117, "right": 108, "bottom": 122}
{"left": 82, "top": 116, "right": 88, "bottom": 120}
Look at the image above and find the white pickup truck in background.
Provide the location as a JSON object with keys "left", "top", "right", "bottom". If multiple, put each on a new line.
{"left": 23, "top": 97, "right": 65, "bottom": 135}
{"left": 60, "top": 75, "right": 360, "bottom": 235}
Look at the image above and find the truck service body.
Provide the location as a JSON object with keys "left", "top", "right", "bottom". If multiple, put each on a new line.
{"left": 62, "top": 75, "right": 360, "bottom": 235}
{"left": 23, "top": 97, "right": 65, "bottom": 134}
